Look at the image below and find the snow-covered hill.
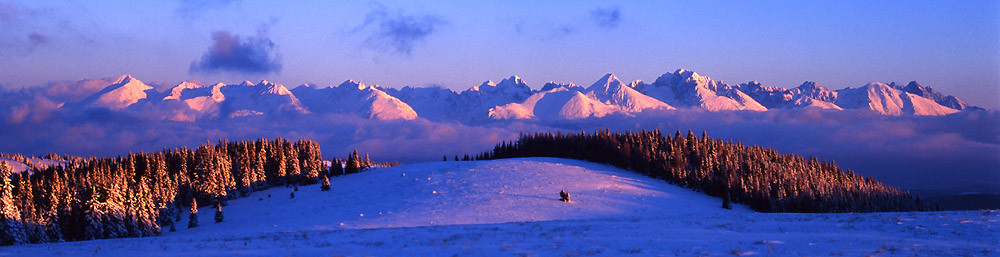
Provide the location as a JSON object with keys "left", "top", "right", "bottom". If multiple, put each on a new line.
{"left": 4, "top": 158, "right": 996, "bottom": 256}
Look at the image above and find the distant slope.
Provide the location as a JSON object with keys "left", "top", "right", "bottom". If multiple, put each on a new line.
{"left": 925, "top": 194, "right": 1000, "bottom": 210}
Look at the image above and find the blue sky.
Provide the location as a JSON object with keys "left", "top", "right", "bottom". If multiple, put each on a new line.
{"left": 1, "top": 0, "right": 998, "bottom": 108}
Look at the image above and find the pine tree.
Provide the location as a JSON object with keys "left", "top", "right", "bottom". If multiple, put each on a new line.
{"left": 0, "top": 161, "right": 27, "bottom": 245}
{"left": 320, "top": 174, "right": 330, "bottom": 191}
{"left": 345, "top": 150, "right": 361, "bottom": 175}
{"left": 213, "top": 202, "right": 223, "bottom": 223}
{"left": 330, "top": 159, "right": 344, "bottom": 176}
{"left": 722, "top": 187, "right": 732, "bottom": 209}
{"left": 187, "top": 198, "right": 198, "bottom": 228}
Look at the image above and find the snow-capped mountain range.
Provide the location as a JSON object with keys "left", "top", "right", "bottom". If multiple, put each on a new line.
{"left": 37, "top": 70, "right": 984, "bottom": 122}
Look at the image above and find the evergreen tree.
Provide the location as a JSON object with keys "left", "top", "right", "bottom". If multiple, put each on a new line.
{"left": 320, "top": 174, "right": 330, "bottom": 191}
{"left": 345, "top": 150, "right": 361, "bottom": 174}
{"left": 330, "top": 159, "right": 344, "bottom": 176}
{"left": 213, "top": 202, "right": 223, "bottom": 223}
{"left": 187, "top": 198, "right": 198, "bottom": 228}
{"left": 0, "top": 161, "right": 27, "bottom": 245}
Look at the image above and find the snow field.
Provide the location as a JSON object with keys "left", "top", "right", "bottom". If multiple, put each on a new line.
{"left": 2, "top": 158, "right": 996, "bottom": 256}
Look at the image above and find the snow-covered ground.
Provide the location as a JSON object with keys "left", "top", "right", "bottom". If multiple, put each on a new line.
{"left": 2, "top": 158, "right": 996, "bottom": 256}
{"left": 1, "top": 157, "right": 65, "bottom": 173}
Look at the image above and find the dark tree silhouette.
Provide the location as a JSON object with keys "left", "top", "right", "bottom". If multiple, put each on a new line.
{"left": 214, "top": 202, "right": 223, "bottom": 223}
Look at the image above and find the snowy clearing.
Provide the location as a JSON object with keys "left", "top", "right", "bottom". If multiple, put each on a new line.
{"left": 2, "top": 158, "right": 996, "bottom": 256}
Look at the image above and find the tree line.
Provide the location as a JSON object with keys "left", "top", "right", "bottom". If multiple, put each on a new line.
{"left": 475, "top": 130, "right": 931, "bottom": 213}
{"left": 1, "top": 138, "right": 376, "bottom": 245}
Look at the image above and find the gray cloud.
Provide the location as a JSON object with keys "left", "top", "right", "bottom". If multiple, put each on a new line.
{"left": 590, "top": 7, "right": 621, "bottom": 29}
{"left": 0, "top": 3, "right": 96, "bottom": 56}
{"left": 175, "top": 0, "right": 239, "bottom": 19}
{"left": 356, "top": 4, "right": 446, "bottom": 55}
{"left": 514, "top": 6, "right": 622, "bottom": 40}
{"left": 189, "top": 30, "right": 282, "bottom": 75}
{"left": 26, "top": 32, "right": 48, "bottom": 53}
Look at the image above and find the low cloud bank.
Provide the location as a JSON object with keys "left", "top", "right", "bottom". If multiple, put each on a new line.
{"left": 1, "top": 93, "right": 996, "bottom": 195}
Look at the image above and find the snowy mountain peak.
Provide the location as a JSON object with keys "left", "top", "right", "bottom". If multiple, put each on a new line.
{"left": 584, "top": 73, "right": 674, "bottom": 112}
{"left": 495, "top": 76, "right": 530, "bottom": 91}
{"left": 894, "top": 81, "right": 978, "bottom": 111}
{"left": 257, "top": 82, "right": 293, "bottom": 96}
{"left": 600, "top": 72, "right": 618, "bottom": 81}
{"left": 163, "top": 81, "right": 205, "bottom": 100}
{"left": 628, "top": 80, "right": 643, "bottom": 88}
{"left": 295, "top": 80, "right": 416, "bottom": 120}
{"left": 113, "top": 74, "right": 136, "bottom": 84}
{"left": 467, "top": 76, "right": 531, "bottom": 98}
{"left": 796, "top": 81, "right": 820, "bottom": 91}
{"left": 540, "top": 82, "right": 579, "bottom": 92}
{"left": 587, "top": 73, "right": 624, "bottom": 91}
{"left": 338, "top": 80, "right": 367, "bottom": 90}
{"left": 646, "top": 69, "right": 766, "bottom": 111}
{"left": 835, "top": 82, "right": 959, "bottom": 116}
{"left": 674, "top": 69, "right": 702, "bottom": 80}
{"left": 499, "top": 75, "right": 525, "bottom": 86}
{"left": 902, "top": 81, "right": 923, "bottom": 92}
{"left": 73, "top": 74, "right": 155, "bottom": 110}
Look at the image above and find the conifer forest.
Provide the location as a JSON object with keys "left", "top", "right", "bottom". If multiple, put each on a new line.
{"left": 0, "top": 138, "right": 378, "bottom": 245}
{"left": 477, "top": 130, "right": 930, "bottom": 213}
